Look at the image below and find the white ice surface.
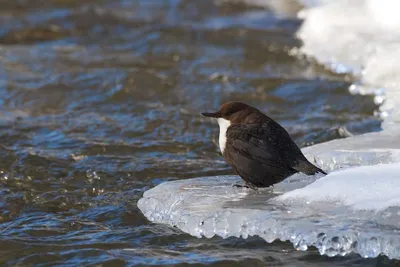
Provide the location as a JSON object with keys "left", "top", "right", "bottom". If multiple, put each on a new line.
{"left": 277, "top": 163, "right": 400, "bottom": 211}
{"left": 138, "top": 0, "right": 400, "bottom": 260}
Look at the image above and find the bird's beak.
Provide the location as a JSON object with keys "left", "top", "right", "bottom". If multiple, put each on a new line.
{"left": 201, "top": 112, "right": 220, "bottom": 118}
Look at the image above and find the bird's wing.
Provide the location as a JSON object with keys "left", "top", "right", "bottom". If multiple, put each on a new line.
{"left": 244, "top": 120, "right": 326, "bottom": 175}
{"left": 226, "top": 122, "right": 325, "bottom": 176}
{"left": 225, "top": 124, "right": 290, "bottom": 171}
{"left": 253, "top": 121, "right": 326, "bottom": 175}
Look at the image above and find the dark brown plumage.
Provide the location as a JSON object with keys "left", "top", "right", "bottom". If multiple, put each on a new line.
{"left": 202, "top": 102, "right": 326, "bottom": 188}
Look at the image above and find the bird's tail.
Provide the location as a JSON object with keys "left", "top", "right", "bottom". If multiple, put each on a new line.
{"left": 293, "top": 160, "right": 327, "bottom": 175}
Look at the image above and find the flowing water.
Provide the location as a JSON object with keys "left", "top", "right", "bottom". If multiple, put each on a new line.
{"left": 0, "top": 0, "right": 389, "bottom": 266}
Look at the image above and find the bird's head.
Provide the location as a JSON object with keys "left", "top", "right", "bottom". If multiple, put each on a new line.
{"left": 201, "top": 102, "right": 256, "bottom": 123}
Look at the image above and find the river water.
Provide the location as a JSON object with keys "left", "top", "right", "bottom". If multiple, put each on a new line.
{"left": 0, "top": 0, "right": 388, "bottom": 266}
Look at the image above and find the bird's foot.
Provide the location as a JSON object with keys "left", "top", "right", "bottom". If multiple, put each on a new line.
{"left": 232, "top": 183, "right": 246, "bottom": 188}
{"left": 245, "top": 182, "right": 258, "bottom": 190}
{"left": 232, "top": 183, "right": 258, "bottom": 190}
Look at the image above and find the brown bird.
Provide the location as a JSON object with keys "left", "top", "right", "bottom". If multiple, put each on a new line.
{"left": 202, "top": 102, "right": 326, "bottom": 189}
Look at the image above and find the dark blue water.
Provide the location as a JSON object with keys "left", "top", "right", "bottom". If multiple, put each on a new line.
{"left": 0, "top": 0, "right": 386, "bottom": 266}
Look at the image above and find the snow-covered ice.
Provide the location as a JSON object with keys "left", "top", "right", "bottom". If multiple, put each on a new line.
{"left": 138, "top": 0, "right": 400, "bottom": 260}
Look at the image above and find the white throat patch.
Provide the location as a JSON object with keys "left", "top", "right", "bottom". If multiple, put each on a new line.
{"left": 217, "top": 118, "right": 231, "bottom": 154}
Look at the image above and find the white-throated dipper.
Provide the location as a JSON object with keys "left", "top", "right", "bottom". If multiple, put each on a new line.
{"left": 202, "top": 102, "right": 327, "bottom": 189}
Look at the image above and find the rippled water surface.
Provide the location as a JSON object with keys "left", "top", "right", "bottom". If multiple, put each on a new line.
{"left": 0, "top": 0, "right": 388, "bottom": 266}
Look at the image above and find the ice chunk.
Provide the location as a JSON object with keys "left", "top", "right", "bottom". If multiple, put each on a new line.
{"left": 138, "top": 170, "right": 400, "bottom": 259}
